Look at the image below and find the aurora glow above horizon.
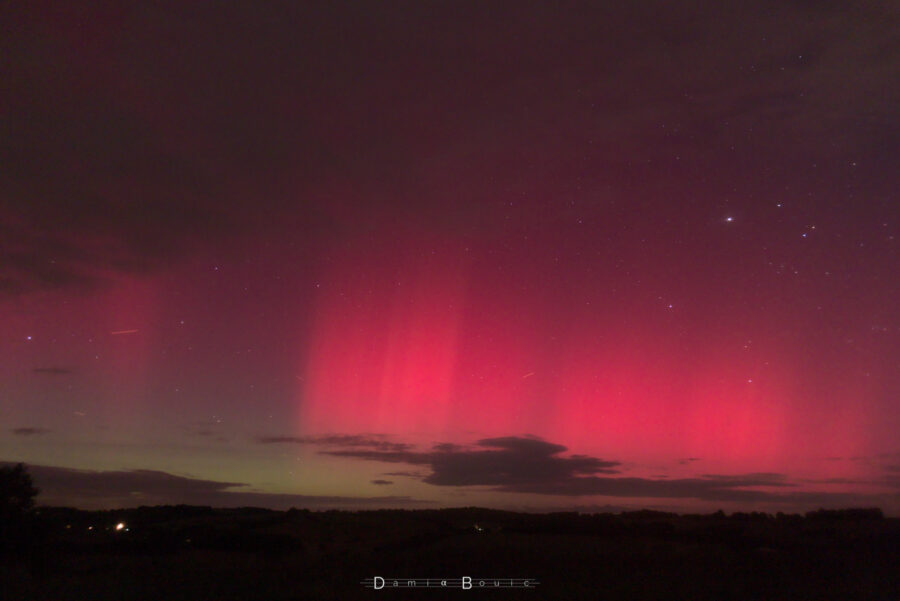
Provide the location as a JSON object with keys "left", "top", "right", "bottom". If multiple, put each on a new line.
{"left": 1, "top": 1, "right": 898, "bottom": 514}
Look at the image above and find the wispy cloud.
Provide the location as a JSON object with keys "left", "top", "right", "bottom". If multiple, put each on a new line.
{"left": 256, "top": 434, "right": 412, "bottom": 452}
{"left": 11, "top": 427, "right": 50, "bottom": 436}
{"left": 32, "top": 367, "right": 72, "bottom": 375}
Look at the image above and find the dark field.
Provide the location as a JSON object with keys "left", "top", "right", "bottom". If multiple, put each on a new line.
{"left": 2, "top": 507, "right": 898, "bottom": 600}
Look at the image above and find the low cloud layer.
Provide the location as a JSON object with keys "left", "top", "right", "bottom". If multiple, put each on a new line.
{"left": 1, "top": 462, "right": 429, "bottom": 510}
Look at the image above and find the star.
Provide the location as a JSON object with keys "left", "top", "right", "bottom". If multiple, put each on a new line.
{"left": 725, "top": 216, "right": 734, "bottom": 223}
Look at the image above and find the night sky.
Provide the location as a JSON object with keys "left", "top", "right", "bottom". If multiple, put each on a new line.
{"left": 2, "top": 1, "right": 898, "bottom": 514}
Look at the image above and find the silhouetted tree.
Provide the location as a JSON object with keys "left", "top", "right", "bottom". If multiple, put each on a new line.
{"left": 0, "top": 463, "right": 38, "bottom": 515}
{"left": 0, "top": 463, "right": 40, "bottom": 556}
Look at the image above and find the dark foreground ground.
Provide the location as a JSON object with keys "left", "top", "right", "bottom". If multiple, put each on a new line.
{"left": 2, "top": 507, "right": 898, "bottom": 600}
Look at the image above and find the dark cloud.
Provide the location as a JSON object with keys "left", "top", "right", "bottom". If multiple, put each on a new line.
{"left": 1, "top": 462, "right": 429, "bottom": 510}
{"left": 678, "top": 457, "right": 701, "bottom": 465}
{"left": 257, "top": 434, "right": 411, "bottom": 452}
{"left": 323, "top": 436, "right": 621, "bottom": 489}
{"left": 32, "top": 367, "right": 73, "bottom": 375}
{"left": 324, "top": 435, "right": 894, "bottom": 506}
{"left": 11, "top": 427, "right": 50, "bottom": 436}
{"left": 370, "top": 479, "right": 393, "bottom": 486}
{"left": 3, "top": 2, "right": 898, "bottom": 295}
{"left": 425, "top": 437, "right": 622, "bottom": 488}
